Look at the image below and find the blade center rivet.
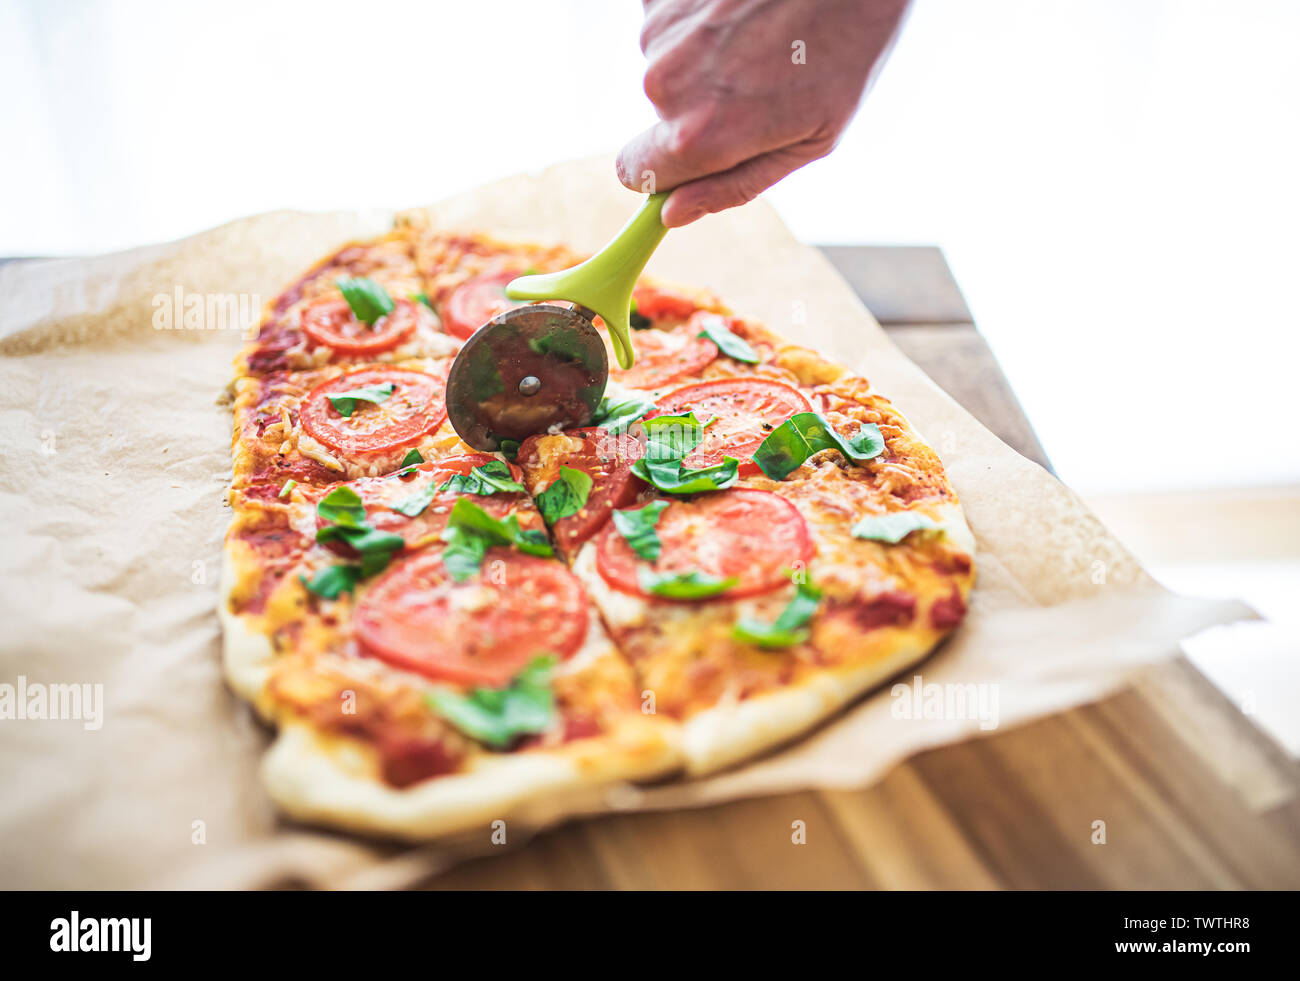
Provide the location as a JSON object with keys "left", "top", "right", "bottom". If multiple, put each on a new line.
{"left": 518, "top": 375, "right": 542, "bottom": 397}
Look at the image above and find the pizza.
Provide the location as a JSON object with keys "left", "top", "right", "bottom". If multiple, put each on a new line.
{"left": 221, "top": 219, "right": 976, "bottom": 839}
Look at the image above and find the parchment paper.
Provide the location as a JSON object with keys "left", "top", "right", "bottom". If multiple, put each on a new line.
{"left": 0, "top": 157, "right": 1252, "bottom": 889}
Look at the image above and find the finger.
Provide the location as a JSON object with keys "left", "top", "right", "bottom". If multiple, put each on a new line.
{"left": 615, "top": 120, "right": 708, "bottom": 194}
{"left": 659, "top": 144, "right": 817, "bottom": 227}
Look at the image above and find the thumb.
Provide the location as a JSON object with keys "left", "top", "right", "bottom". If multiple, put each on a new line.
{"left": 615, "top": 121, "right": 701, "bottom": 194}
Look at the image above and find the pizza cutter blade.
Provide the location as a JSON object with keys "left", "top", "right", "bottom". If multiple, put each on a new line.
{"left": 444, "top": 304, "right": 608, "bottom": 451}
{"left": 444, "top": 190, "right": 671, "bottom": 450}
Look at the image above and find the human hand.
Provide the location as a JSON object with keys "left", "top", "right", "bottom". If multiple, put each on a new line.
{"left": 617, "top": 0, "right": 911, "bottom": 227}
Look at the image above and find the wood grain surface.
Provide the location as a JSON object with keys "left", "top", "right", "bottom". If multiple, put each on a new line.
{"left": 422, "top": 246, "right": 1300, "bottom": 890}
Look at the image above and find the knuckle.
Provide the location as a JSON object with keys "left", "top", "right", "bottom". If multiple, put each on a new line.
{"left": 667, "top": 107, "right": 725, "bottom": 167}
{"left": 642, "top": 61, "right": 673, "bottom": 107}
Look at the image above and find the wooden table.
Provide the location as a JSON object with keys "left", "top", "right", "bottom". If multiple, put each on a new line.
{"left": 427, "top": 247, "right": 1300, "bottom": 889}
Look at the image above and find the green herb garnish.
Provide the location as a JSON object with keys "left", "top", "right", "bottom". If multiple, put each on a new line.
{"left": 633, "top": 455, "right": 739, "bottom": 493}
{"left": 733, "top": 580, "right": 822, "bottom": 648}
{"left": 753, "top": 412, "right": 885, "bottom": 480}
{"left": 437, "top": 460, "right": 526, "bottom": 497}
{"left": 426, "top": 656, "right": 557, "bottom": 749}
{"left": 630, "top": 409, "right": 740, "bottom": 494}
{"left": 850, "top": 511, "right": 941, "bottom": 544}
{"left": 312, "top": 486, "right": 404, "bottom": 570}
{"left": 695, "top": 314, "right": 758, "bottom": 363}
{"left": 299, "top": 564, "right": 364, "bottom": 599}
{"left": 277, "top": 479, "right": 297, "bottom": 499}
{"left": 611, "top": 500, "right": 670, "bottom": 561}
{"left": 535, "top": 466, "right": 593, "bottom": 525}
{"left": 591, "top": 389, "right": 656, "bottom": 435}
{"left": 336, "top": 276, "right": 395, "bottom": 325}
{"left": 327, "top": 382, "right": 395, "bottom": 418}
{"left": 638, "top": 568, "right": 737, "bottom": 599}
{"left": 439, "top": 498, "right": 553, "bottom": 581}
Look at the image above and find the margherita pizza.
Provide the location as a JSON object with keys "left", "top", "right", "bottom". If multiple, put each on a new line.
{"left": 222, "top": 221, "right": 975, "bottom": 839}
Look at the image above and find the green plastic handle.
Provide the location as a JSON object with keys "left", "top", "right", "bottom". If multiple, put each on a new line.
{"left": 504, "top": 192, "right": 669, "bottom": 370}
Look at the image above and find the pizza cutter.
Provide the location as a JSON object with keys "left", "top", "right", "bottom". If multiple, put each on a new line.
{"left": 444, "top": 192, "right": 669, "bottom": 450}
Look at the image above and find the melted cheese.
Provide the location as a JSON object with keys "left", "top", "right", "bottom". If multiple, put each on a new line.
{"left": 573, "top": 542, "right": 648, "bottom": 630}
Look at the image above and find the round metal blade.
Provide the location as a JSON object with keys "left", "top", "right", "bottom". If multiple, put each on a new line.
{"left": 444, "top": 304, "right": 608, "bottom": 451}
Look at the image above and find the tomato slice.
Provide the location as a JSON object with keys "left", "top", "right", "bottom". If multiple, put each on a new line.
{"left": 651, "top": 377, "right": 810, "bottom": 475}
{"left": 609, "top": 324, "right": 718, "bottom": 390}
{"left": 316, "top": 454, "right": 532, "bottom": 553}
{"left": 633, "top": 285, "right": 699, "bottom": 322}
{"left": 596, "top": 489, "right": 813, "bottom": 600}
{"left": 517, "top": 428, "right": 646, "bottom": 556}
{"left": 438, "top": 270, "right": 524, "bottom": 339}
{"left": 300, "top": 366, "right": 447, "bottom": 455}
{"left": 355, "top": 549, "right": 589, "bottom": 687}
{"left": 300, "top": 296, "right": 420, "bottom": 355}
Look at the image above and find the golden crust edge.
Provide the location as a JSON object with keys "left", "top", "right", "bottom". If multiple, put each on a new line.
{"left": 259, "top": 717, "right": 680, "bottom": 842}
{"left": 680, "top": 628, "right": 944, "bottom": 777}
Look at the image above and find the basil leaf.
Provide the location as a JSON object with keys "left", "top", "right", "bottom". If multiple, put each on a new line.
{"left": 499, "top": 439, "right": 521, "bottom": 462}
{"left": 336, "top": 276, "right": 395, "bottom": 325}
{"left": 299, "top": 564, "right": 363, "bottom": 599}
{"left": 277, "top": 479, "right": 297, "bottom": 499}
{"left": 591, "top": 390, "right": 656, "bottom": 435}
{"left": 395, "top": 455, "right": 530, "bottom": 520}
{"left": 612, "top": 500, "right": 670, "bottom": 562}
{"left": 631, "top": 455, "right": 739, "bottom": 494}
{"left": 401, "top": 449, "right": 424, "bottom": 467}
{"left": 391, "top": 482, "right": 440, "bottom": 518}
{"left": 316, "top": 486, "right": 367, "bottom": 527}
{"left": 641, "top": 410, "right": 707, "bottom": 459}
{"left": 426, "top": 656, "right": 557, "bottom": 749}
{"left": 439, "top": 528, "right": 490, "bottom": 582}
{"left": 753, "top": 412, "right": 886, "bottom": 480}
{"left": 359, "top": 547, "right": 397, "bottom": 578}
{"left": 851, "top": 511, "right": 940, "bottom": 544}
{"left": 327, "top": 382, "right": 395, "bottom": 418}
{"left": 438, "top": 460, "right": 526, "bottom": 497}
{"left": 535, "top": 466, "right": 593, "bottom": 524}
{"left": 733, "top": 581, "right": 822, "bottom": 648}
{"left": 630, "top": 409, "right": 738, "bottom": 494}
{"left": 695, "top": 314, "right": 758, "bottom": 364}
{"left": 438, "top": 498, "right": 553, "bottom": 580}
{"left": 315, "top": 523, "right": 404, "bottom": 553}
{"left": 638, "top": 568, "right": 737, "bottom": 599}
{"left": 314, "top": 486, "right": 402, "bottom": 578}
{"left": 628, "top": 296, "right": 652, "bottom": 330}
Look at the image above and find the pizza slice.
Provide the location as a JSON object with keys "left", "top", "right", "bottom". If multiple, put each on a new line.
{"left": 238, "top": 228, "right": 461, "bottom": 376}
{"left": 230, "top": 358, "right": 474, "bottom": 496}
{"left": 222, "top": 450, "right": 678, "bottom": 839}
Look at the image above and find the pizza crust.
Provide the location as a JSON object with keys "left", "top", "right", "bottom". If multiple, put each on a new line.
{"left": 261, "top": 716, "right": 678, "bottom": 842}
{"left": 218, "top": 550, "right": 278, "bottom": 720}
{"left": 679, "top": 632, "right": 938, "bottom": 775}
